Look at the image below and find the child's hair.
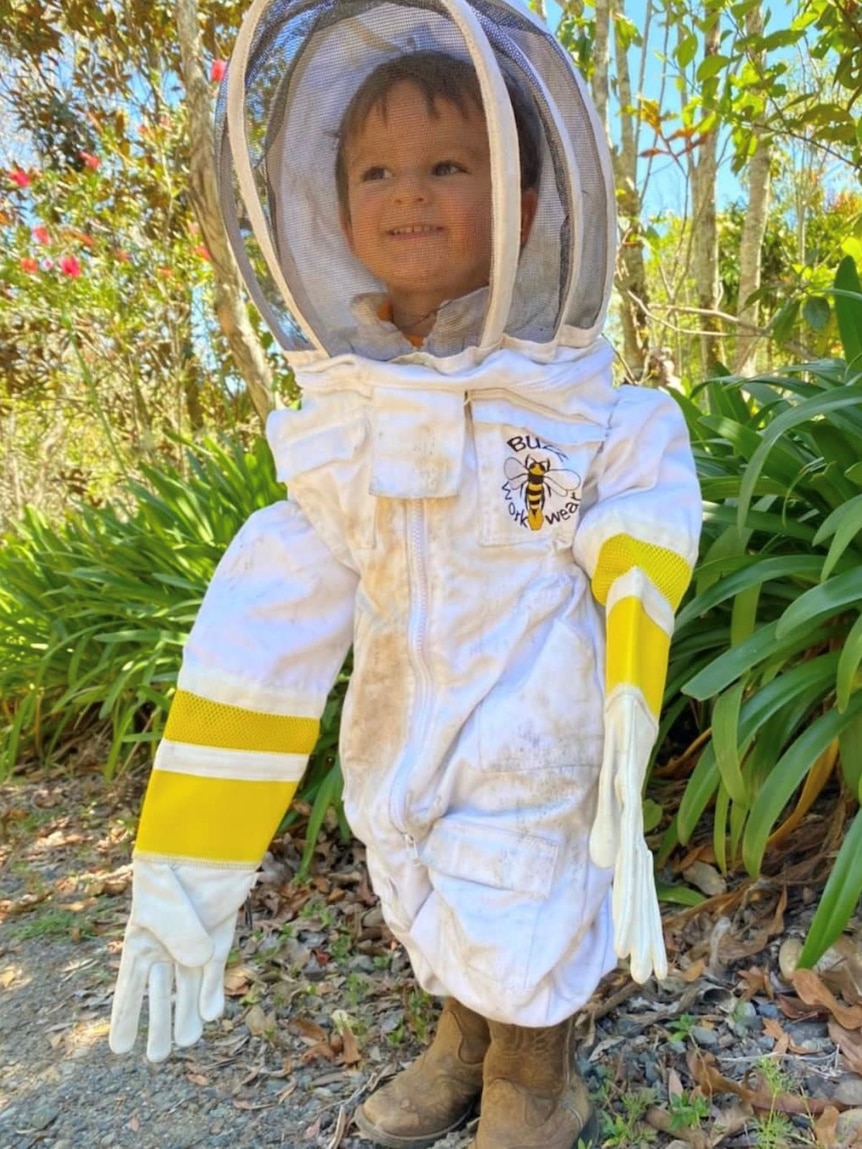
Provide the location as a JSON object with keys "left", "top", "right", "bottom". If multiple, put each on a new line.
{"left": 335, "top": 49, "right": 543, "bottom": 219}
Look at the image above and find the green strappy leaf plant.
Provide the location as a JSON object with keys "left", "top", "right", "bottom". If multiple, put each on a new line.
{"left": 662, "top": 256, "right": 862, "bottom": 965}
{"left": 0, "top": 435, "right": 281, "bottom": 780}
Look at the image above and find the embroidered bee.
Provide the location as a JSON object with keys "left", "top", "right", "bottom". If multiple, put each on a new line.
{"left": 503, "top": 454, "right": 581, "bottom": 531}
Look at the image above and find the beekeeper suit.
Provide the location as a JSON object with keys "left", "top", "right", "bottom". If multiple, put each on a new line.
{"left": 109, "top": 1, "right": 701, "bottom": 1145}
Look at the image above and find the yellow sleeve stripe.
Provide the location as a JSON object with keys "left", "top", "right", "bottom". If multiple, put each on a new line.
{"left": 135, "top": 771, "right": 299, "bottom": 864}
{"left": 606, "top": 595, "right": 670, "bottom": 718}
{"left": 164, "top": 690, "right": 319, "bottom": 755}
{"left": 592, "top": 534, "right": 692, "bottom": 609}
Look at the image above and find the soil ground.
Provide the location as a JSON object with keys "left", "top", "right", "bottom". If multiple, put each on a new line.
{"left": 2, "top": 771, "right": 862, "bottom": 1149}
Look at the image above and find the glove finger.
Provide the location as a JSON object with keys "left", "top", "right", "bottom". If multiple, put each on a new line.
{"left": 627, "top": 848, "right": 654, "bottom": 983}
{"left": 643, "top": 855, "right": 668, "bottom": 981}
{"left": 199, "top": 962, "right": 226, "bottom": 1023}
{"left": 146, "top": 961, "right": 174, "bottom": 1063}
{"left": 174, "top": 965, "right": 205, "bottom": 1048}
{"left": 199, "top": 916, "right": 238, "bottom": 1022}
{"left": 590, "top": 753, "right": 620, "bottom": 867}
{"left": 630, "top": 841, "right": 666, "bottom": 984}
{"left": 611, "top": 834, "right": 635, "bottom": 961}
{"left": 109, "top": 945, "right": 150, "bottom": 1054}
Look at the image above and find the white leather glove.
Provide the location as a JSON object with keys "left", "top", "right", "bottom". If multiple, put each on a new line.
{"left": 109, "top": 859, "right": 257, "bottom": 1061}
{"left": 589, "top": 688, "right": 668, "bottom": 983}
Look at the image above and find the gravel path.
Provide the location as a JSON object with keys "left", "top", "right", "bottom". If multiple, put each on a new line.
{"left": 3, "top": 773, "right": 862, "bottom": 1149}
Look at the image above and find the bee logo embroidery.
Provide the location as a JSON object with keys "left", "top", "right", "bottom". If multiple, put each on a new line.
{"left": 503, "top": 453, "right": 581, "bottom": 531}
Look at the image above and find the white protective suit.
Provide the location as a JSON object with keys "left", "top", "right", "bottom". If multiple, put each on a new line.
{"left": 109, "top": 0, "right": 702, "bottom": 1061}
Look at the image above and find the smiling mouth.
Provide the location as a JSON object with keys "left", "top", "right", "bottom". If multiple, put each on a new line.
{"left": 387, "top": 225, "right": 441, "bottom": 236}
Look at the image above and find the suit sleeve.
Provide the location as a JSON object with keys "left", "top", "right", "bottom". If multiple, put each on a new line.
{"left": 134, "top": 498, "right": 357, "bottom": 867}
{"left": 573, "top": 386, "right": 702, "bottom": 712}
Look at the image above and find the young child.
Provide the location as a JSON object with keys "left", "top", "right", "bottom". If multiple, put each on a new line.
{"left": 109, "top": 4, "right": 702, "bottom": 1148}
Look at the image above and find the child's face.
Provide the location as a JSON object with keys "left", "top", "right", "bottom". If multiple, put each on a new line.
{"left": 341, "top": 81, "right": 494, "bottom": 333}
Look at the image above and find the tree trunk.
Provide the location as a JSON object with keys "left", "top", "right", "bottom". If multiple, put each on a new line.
{"left": 690, "top": 15, "right": 721, "bottom": 376}
{"left": 733, "top": 3, "right": 772, "bottom": 375}
{"left": 612, "top": 0, "right": 649, "bottom": 380}
{"left": 175, "top": 0, "right": 274, "bottom": 426}
{"left": 591, "top": 0, "right": 611, "bottom": 128}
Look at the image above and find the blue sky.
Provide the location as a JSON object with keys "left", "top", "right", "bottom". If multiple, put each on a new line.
{"left": 543, "top": 0, "right": 747, "bottom": 216}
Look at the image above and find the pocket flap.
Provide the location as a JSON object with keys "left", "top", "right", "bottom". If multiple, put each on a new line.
{"left": 267, "top": 406, "right": 365, "bottom": 483}
{"left": 420, "top": 816, "right": 558, "bottom": 899}
{"left": 470, "top": 396, "right": 606, "bottom": 448}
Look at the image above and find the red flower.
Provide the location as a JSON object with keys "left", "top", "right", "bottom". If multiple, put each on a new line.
{"left": 32, "top": 225, "right": 50, "bottom": 244}
{"left": 19, "top": 257, "right": 39, "bottom": 274}
{"left": 9, "top": 168, "right": 31, "bottom": 188}
{"left": 193, "top": 244, "right": 211, "bottom": 261}
{"left": 59, "top": 255, "right": 82, "bottom": 278}
{"left": 210, "top": 59, "right": 227, "bottom": 82}
{"left": 79, "top": 151, "right": 100, "bottom": 170}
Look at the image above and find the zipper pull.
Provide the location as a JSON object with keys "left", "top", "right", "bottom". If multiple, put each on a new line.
{"left": 404, "top": 833, "right": 422, "bottom": 866}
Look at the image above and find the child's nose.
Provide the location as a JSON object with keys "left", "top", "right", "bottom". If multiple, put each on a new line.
{"left": 392, "top": 173, "right": 429, "bottom": 203}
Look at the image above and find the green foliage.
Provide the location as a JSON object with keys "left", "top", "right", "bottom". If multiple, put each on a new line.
{"left": 665, "top": 258, "right": 862, "bottom": 964}
{"left": 0, "top": 435, "right": 281, "bottom": 779}
{"left": 0, "top": 0, "right": 264, "bottom": 523}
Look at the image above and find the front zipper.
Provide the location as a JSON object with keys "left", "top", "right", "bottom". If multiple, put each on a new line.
{"left": 389, "top": 499, "right": 434, "bottom": 857}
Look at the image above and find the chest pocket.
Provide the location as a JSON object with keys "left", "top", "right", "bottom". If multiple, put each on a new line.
{"left": 470, "top": 398, "right": 606, "bottom": 548}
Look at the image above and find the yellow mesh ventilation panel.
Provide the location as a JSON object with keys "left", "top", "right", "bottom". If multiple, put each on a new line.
{"left": 592, "top": 535, "right": 692, "bottom": 610}
{"left": 165, "top": 690, "right": 319, "bottom": 755}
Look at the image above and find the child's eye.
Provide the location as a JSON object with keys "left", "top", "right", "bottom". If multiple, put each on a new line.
{"left": 360, "top": 166, "right": 390, "bottom": 182}
{"left": 433, "top": 161, "right": 466, "bottom": 176}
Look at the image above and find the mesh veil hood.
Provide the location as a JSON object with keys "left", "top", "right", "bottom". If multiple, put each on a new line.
{"left": 214, "top": 0, "right": 616, "bottom": 361}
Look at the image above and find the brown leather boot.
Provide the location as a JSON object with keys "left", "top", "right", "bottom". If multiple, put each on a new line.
{"left": 354, "top": 998, "right": 489, "bottom": 1148}
{"left": 469, "top": 1017, "right": 597, "bottom": 1149}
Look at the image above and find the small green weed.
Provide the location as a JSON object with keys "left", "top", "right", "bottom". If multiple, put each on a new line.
{"left": 598, "top": 1085, "right": 657, "bottom": 1147}
{"left": 666, "top": 1012, "right": 697, "bottom": 1043}
{"left": 403, "top": 988, "right": 436, "bottom": 1043}
{"left": 668, "top": 1089, "right": 710, "bottom": 1131}
{"left": 11, "top": 907, "right": 93, "bottom": 941}
{"left": 747, "top": 1057, "right": 813, "bottom": 1148}
{"left": 345, "top": 972, "right": 369, "bottom": 1008}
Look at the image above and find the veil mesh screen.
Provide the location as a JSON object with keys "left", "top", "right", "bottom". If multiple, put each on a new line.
{"left": 216, "top": 0, "right": 613, "bottom": 356}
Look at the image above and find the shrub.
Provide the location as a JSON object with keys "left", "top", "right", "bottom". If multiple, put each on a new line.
{"left": 0, "top": 435, "right": 281, "bottom": 778}
{"left": 664, "top": 256, "right": 862, "bottom": 965}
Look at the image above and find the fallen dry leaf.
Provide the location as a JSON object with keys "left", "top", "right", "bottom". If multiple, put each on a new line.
{"left": 0, "top": 967, "right": 19, "bottom": 989}
{"left": 686, "top": 1048, "right": 844, "bottom": 1116}
{"left": 738, "top": 965, "right": 773, "bottom": 1001}
{"left": 828, "top": 1020, "right": 862, "bottom": 1076}
{"left": 680, "top": 958, "right": 707, "bottom": 983}
{"left": 668, "top": 1067, "right": 684, "bottom": 1101}
{"left": 768, "top": 886, "right": 788, "bottom": 936}
{"left": 819, "top": 937, "right": 862, "bottom": 1006}
{"left": 792, "top": 969, "right": 862, "bottom": 1030}
{"left": 339, "top": 1027, "right": 361, "bottom": 1065}
{"left": 762, "top": 1017, "right": 790, "bottom": 1055}
{"left": 645, "top": 1106, "right": 711, "bottom": 1148}
{"left": 814, "top": 1104, "right": 840, "bottom": 1148}
{"left": 290, "top": 1016, "right": 329, "bottom": 1045}
{"left": 299, "top": 1040, "right": 338, "bottom": 1064}
{"left": 223, "top": 964, "right": 256, "bottom": 997}
{"left": 711, "top": 1100, "right": 754, "bottom": 1142}
{"left": 778, "top": 993, "right": 827, "bottom": 1022}
{"left": 244, "top": 1004, "right": 269, "bottom": 1037}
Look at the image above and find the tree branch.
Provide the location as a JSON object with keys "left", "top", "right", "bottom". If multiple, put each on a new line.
{"left": 175, "top": 0, "right": 275, "bottom": 426}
